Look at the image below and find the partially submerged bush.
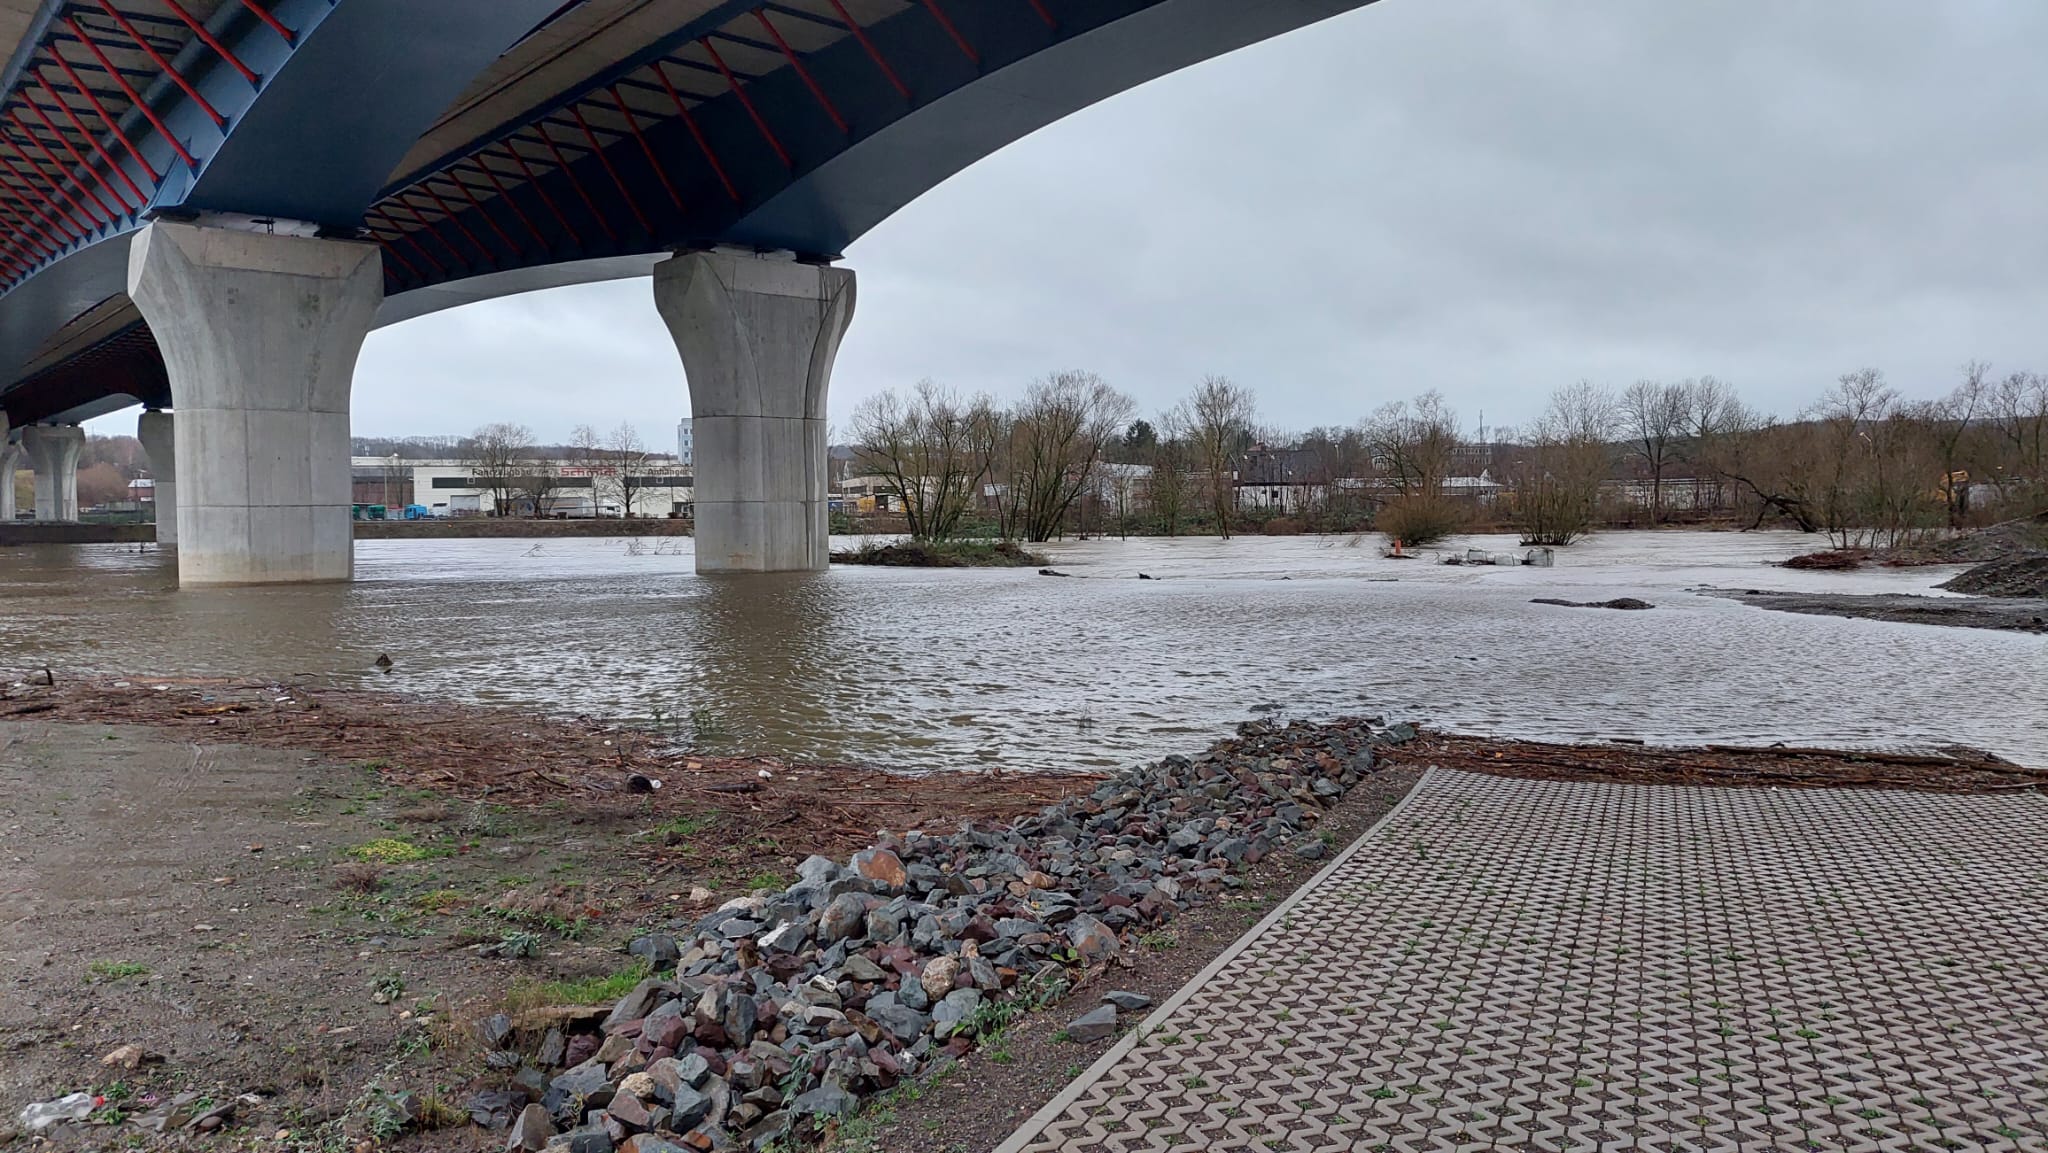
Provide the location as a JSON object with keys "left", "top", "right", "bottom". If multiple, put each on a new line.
{"left": 830, "top": 539, "right": 1048, "bottom": 567}
{"left": 1375, "top": 496, "right": 1468, "bottom": 547}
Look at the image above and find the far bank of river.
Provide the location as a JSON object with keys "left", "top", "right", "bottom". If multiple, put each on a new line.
{"left": 0, "top": 517, "right": 695, "bottom": 546}
{"left": 1, "top": 529, "right": 2041, "bottom": 769}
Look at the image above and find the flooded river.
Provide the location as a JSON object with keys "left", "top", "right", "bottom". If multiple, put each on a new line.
{"left": 1, "top": 531, "right": 2040, "bottom": 771}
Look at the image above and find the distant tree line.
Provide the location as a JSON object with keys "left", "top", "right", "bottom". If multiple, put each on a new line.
{"left": 454, "top": 420, "right": 660, "bottom": 517}
{"left": 849, "top": 362, "right": 2048, "bottom": 550}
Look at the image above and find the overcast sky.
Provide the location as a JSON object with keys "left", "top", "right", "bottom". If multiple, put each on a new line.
{"left": 120, "top": 0, "right": 2048, "bottom": 444}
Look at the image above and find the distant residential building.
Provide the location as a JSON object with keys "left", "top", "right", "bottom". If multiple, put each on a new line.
{"left": 827, "top": 444, "right": 857, "bottom": 486}
{"left": 676, "top": 419, "right": 694, "bottom": 468}
{"left": 1441, "top": 472, "right": 1505, "bottom": 504}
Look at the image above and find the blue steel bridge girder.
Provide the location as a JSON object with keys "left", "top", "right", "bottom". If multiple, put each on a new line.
{"left": 363, "top": 0, "right": 1370, "bottom": 294}
{"left": 0, "top": 0, "right": 1373, "bottom": 427}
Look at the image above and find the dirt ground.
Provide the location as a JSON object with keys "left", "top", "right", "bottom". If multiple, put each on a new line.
{"left": 3, "top": 680, "right": 2042, "bottom": 1152}
{"left": 0, "top": 681, "right": 1091, "bottom": 1152}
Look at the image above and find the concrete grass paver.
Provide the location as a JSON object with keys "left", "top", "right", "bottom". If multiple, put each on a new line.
{"left": 998, "top": 768, "right": 2048, "bottom": 1152}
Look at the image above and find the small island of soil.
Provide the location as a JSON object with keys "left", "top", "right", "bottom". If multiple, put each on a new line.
{"left": 829, "top": 539, "right": 1050, "bottom": 568}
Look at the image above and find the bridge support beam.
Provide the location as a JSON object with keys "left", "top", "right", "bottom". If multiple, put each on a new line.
{"left": 22, "top": 424, "right": 83, "bottom": 521}
{"left": 136, "top": 409, "right": 178, "bottom": 547}
{"left": 128, "top": 222, "right": 381, "bottom": 586}
{"left": 654, "top": 251, "right": 855, "bottom": 574}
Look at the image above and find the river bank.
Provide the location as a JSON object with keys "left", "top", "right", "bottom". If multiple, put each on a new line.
{"left": 4, "top": 677, "right": 2043, "bottom": 1150}
{"left": 4, "top": 530, "right": 2040, "bottom": 769}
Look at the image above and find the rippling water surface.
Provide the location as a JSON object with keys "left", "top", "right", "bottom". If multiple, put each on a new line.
{"left": 1, "top": 531, "right": 2040, "bottom": 771}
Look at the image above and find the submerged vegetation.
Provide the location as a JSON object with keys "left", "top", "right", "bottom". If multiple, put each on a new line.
{"left": 830, "top": 539, "right": 1048, "bottom": 568}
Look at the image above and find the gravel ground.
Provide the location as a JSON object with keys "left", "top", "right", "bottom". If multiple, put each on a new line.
{"left": 1708, "top": 587, "right": 2048, "bottom": 632}
{"left": 814, "top": 766, "right": 1427, "bottom": 1153}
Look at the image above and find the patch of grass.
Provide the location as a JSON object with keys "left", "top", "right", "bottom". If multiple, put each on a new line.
{"left": 654, "top": 813, "right": 716, "bottom": 843}
{"left": 86, "top": 960, "right": 150, "bottom": 982}
{"left": 414, "top": 889, "right": 466, "bottom": 912}
{"left": 509, "top": 959, "right": 651, "bottom": 1009}
{"left": 347, "top": 838, "right": 436, "bottom": 864}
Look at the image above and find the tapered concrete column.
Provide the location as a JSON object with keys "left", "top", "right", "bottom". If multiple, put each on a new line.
{"left": 653, "top": 250, "right": 855, "bottom": 574}
{"left": 136, "top": 409, "right": 177, "bottom": 546}
{"left": 0, "top": 430, "right": 20, "bottom": 522}
{"left": 128, "top": 222, "right": 381, "bottom": 585}
{"left": 22, "top": 424, "right": 83, "bottom": 521}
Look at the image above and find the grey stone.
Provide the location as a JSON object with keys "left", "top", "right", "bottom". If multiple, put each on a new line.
{"left": 818, "top": 892, "right": 869, "bottom": 943}
{"left": 628, "top": 934, "right": 681, "bottom": 969}
{"left": 865, "top": 1002, "right": 930, "bottom": 1043}
{"left": 553, "top": 1127, "right": 615, "bottom": 1153}
{"left": 760, "top": 921, "right": 809, "bottom": 952}
{"left": 796, "top": 854, "right": 840, "bottom": 885}
{"left": 932, "top": 988, "right": 983, "bottom": 1033}
{"left": 790, "top": 1084, "right": 856, "bottom": 1118}
{"left": 551, "top": 1060, "right": 613, "bottom": 1099}
{"left": 1066, "top": 913, "right": 1121, "bottom": 963}
{"left": 1102, "top": 991, "right": 1153, "bottom": 1011}
{"left": 726, "top": 992, "right": 759, "bottom": 1046}
{"left": 840, "top": 954, "right": 888, "bottom": 982}
{"left": 1065, "top": 1003, "right": 1119, "bottom": 1044}
{"left": 601, "top": 978, "right": 668, "bottom": 1030}
{"left": 668, "top": 1084, "right": 711, "bottom": 1130}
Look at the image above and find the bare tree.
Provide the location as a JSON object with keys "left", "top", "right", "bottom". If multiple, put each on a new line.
{"left": 990, "top": 371, "right": 1135, "bottom": 542}
{"left": 1363, "top": 390, "right": 1466, "bottom": 545}
{"left": 1149, "top": 405, "right": 1194, "bottom": 537}
{"left": 1677, "top": 375, "right": 1746, "bottom": 511}
{"left": 1188, "top": 375, "right": 1256, "bottom": 539}
{"left": 1620, "top": 379, "right": 1689, "bottom": 522}
{"left": 849, "top": 380, "right": 994, "bottom": 541}
{"left": 466, "top": 422, "right": 534, "bottom": 517}
{"left": 1988, "top": 370, "right": 2047, "bottom": 499}
{"left": 605, "top": 422, "right": 652, "bottom": 516}
{"left": 1924, "top": 362, "right": 1987, "bottom": 526}
{"left": 1505, "top": 383, "right": 1618, "bottom": 545}
{"left": 520, "top": 460, "right": 569, "bottom": 518}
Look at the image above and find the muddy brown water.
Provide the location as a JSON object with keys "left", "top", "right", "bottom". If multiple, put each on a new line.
{"left": 2, "top": 530, "right": 2042, "bottom": 770}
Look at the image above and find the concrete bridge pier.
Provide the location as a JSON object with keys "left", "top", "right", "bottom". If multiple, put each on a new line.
{"left": 653, "top": 250, "right": 855, "bottom": 575}
{"left": 136, "top": 409, "right": 177, "bottom": 547}
{"left": 128, "top": 222, "right": 382, "bottom": 586}
{"left": 0, "top": 422, "right": 19, "bottom": 522}
{"left": 21, "top": 424, "right": 82, "bottom": 521}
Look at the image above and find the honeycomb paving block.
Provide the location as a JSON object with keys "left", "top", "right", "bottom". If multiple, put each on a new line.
{"left": 998, "top": 769, "right": 2048, "bottom": 1153}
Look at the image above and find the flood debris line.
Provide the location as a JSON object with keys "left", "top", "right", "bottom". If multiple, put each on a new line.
{"left": 1412, "top": 733, "right": 2048, "bottom": 794}
{"left": 0, "top": 677, "right": 1095, "bottom": 865}
{"left": 461, "top": 718, "right": 1415, "bottom": 1153}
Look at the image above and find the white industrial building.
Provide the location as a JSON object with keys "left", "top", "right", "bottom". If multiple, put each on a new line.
{"left": 350, "top": 457, "right": 693, "bottom": 518}
{"left": 676, "top": 419, "right": 694, "bottom": 468}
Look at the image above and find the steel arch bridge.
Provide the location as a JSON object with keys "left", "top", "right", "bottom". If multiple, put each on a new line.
{"left": 0, "top": 0, "right": 1370, "bottom": 428}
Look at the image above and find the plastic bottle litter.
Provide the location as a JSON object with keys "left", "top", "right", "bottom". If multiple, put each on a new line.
{"left": 19, "top": 1092, "right": 95, "bottom": 1131}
